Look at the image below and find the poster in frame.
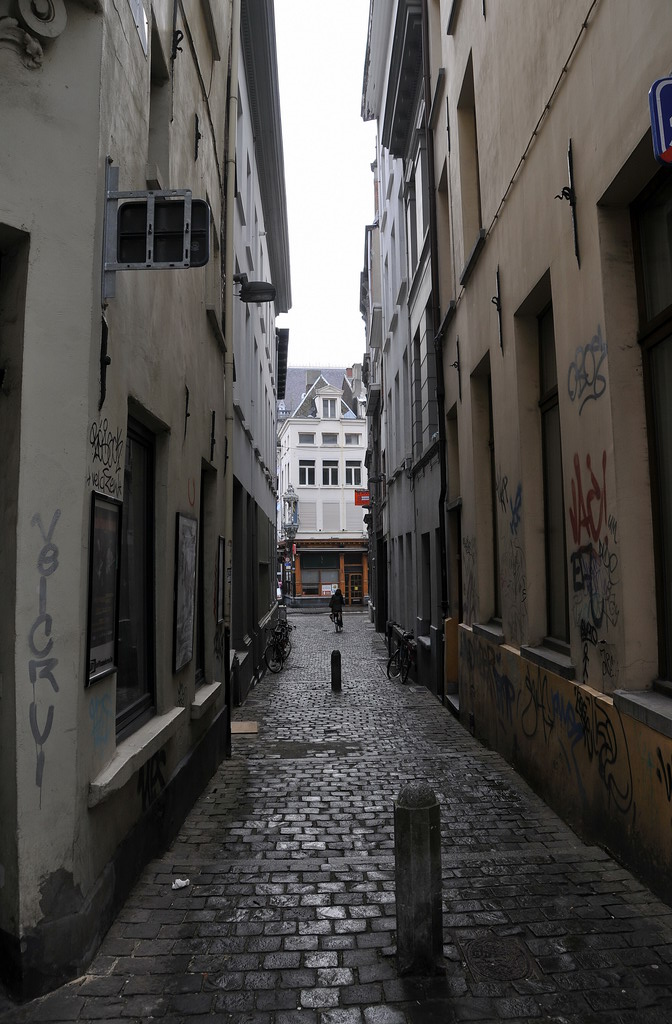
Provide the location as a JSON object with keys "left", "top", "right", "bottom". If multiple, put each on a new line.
{"left": 173, "top": 512, "right": 198, "bottom": 672}
{"left": 217, "top": 535, "right": 225, "bottom": 623}
{"left": 86, "top": 491, "right": 122, "bottom": 685}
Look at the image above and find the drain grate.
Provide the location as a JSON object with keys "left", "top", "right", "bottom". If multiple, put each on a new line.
{"left": 462, "top": 935, "right": 534, "bottom": 982}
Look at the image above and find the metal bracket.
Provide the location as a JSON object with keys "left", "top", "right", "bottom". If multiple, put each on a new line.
{"left": 491, "top": 265, "right": 503, "bottom": 351}
{"left": 210, "top": 410, "right": 216, "bottom": 462}
{"left": 99, "top": 314, "right": 111, "bottom": 410}
{"left": 555, "top": 139, "right": 580, "bottom": 269}
{"left": 451, "top": 337, "right": 462, "bottom": 402}
{"left": 102, "top": 158, "right": 196, "bottom": 302}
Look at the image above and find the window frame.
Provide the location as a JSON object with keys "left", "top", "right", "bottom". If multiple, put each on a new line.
{"left": 298, "top": 460, "right": 315, "bottom": 486}
{"left": 345, "top": 460, "right": 362, "bottom": 486}
{"left": 116, "top": 417, "right": 156, "bottom": 740}
{"left": 322, "top": 460, "right": 339, "bottom": 486}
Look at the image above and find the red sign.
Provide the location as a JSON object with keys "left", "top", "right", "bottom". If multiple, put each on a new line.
{"left": 354, "top": 489, "right": 370, "bottom": 507}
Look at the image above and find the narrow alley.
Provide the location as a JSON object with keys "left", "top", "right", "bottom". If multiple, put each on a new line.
{"left": 3, "top": 610, "right": 672, "bottom": 1024}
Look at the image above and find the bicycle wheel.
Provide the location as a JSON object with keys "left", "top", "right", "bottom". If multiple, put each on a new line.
{"left": 387, "top": 647, "right": 401, "bottom": 679}
{"left": 264, "top": 641, "right": 283, "bottom": 673}
{"left": 400, "top": 646, "right": 411, "bottom": 684}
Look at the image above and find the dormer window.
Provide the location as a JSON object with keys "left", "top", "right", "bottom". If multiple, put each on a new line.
{"left": 322, "top": 398, "right": 337, "bottom": 418}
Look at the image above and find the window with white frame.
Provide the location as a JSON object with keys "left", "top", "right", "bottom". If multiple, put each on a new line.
{"left": 322, "top": 433, "right": 338, "bottom": 445}
{"left": 298, "top": 432, "right": 315, "bottom": 444}
{"left": 345, "top": 433, "right": 361, "bottom": 445}
{"left": 299, "top": 460, "right": 315, "bottom": 485}
{"left": 345, "top": 461, "right": 362, "bottom": 486}
{"left": 322, "top": 397, "right": 337, "bottom": 418}
{"left": 322, "top": 460, "right": 338, "bottom": 485}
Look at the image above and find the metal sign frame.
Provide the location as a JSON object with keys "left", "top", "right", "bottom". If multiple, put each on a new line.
{"left": 102, "top": 158, "right": 201, "bottom": 303}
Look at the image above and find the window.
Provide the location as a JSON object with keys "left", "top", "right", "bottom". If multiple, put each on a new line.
{"left": 322, "top": 460, "right": 339, "bottom": 485}
{"left": 322, "top": 397, "right": 337, "bottom": 419}
{"left": 345, "top": 433, "right": 361, "bottom": 445}
{"left": 299, "top": 460, "right": 315, "bottom": 486}
{"left": 322, "top": 433, "right": 338, "bottom": 445}
{"left": 457, "top": 53, "right": 483, "bottom": 260}
{"left": 298, "top": 432, "right": 315, "bottom": 444}
{"left": 148, "top": 16, "right": 170, "bottom": 188}
{"left": 633, "top": 172, "right": 672, "bottom": 676}
{"left": 117, "top": 418, "right": 155, "bottom": 737}
{"left": 345, "top": 461, "right": 362, "bottom": 486}
{"left": 539, "top": 305, "right": 569, "bottom": 645}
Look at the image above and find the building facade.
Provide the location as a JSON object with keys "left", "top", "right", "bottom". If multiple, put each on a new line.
{"left": 278, "top": 367, "right": 369, "bottom": 607}
{"left": 362, "top": 1, "right": 448, "bottom": 695}
{"left": 363, "top": 0, "right": 672, "bottom": 903}
{"left": 230, "top": 0, "right": 290, "bottom": 703}
{"left": 0, "top": 0, "right": 288, "bottom": 996}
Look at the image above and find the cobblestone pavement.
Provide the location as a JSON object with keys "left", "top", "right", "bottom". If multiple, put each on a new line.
{"left": 3, "top": 610, "right": 672, "bottom": 1023}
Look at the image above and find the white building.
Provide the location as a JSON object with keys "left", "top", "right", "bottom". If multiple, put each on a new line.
{"left": 278, "top": 367, "right": 369, "bottom": 605}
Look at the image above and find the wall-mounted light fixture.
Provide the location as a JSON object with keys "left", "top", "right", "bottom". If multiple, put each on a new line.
{"left": 233, "top": 272, "right": 276, "bottom": 304}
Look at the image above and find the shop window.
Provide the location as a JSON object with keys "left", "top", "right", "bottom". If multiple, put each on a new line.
{"left": 117, "top": 418, "right": 155, "bottom": 738}
{"left": 633, "top": 172, "right": 672, "bottom": 676}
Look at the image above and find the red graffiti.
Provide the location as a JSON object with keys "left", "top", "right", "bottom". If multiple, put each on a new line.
{"left": 569, "top": 450, "right": 607, "bottom": 546}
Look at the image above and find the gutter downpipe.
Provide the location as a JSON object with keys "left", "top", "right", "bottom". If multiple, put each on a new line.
{"left": 223, "top": 0, "right": 241, "bottom": 714}
{"left": 421, "top": 0, "right": 449, "bottom": 624}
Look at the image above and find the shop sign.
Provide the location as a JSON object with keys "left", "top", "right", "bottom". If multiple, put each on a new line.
{"left": 649, "top": 78, "right": 672, "bottom": 165}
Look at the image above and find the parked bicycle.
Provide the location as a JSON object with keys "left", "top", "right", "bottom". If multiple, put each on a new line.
{"left": 264, "top": 619, "right": 294, "bottom": 673}
{"left": 386, "top": 629, "right": 415, "bottom": 683}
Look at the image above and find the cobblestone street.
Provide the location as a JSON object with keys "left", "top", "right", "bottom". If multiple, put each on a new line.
{"left": 3, "top": 610, "right": 672, "bottom": 1023}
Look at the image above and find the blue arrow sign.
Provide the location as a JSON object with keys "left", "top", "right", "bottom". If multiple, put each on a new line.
{"left": 649, "top": 77, "right": 672, "bottom": 166}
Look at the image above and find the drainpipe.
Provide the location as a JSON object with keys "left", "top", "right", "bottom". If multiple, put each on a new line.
{"left": 223, "top": 0, "right": 241, "bottom": 672}
{"left": 421, "top": 0, "right": 448, "bottom": 622}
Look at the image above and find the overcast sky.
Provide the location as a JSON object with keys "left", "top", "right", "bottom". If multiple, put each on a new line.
{"left": 274, "top": 0, "right": 377, "bottom": 369}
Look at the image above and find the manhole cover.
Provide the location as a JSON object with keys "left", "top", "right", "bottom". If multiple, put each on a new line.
{"left": 462, "top": 935, "right": 533, "bottom": 982}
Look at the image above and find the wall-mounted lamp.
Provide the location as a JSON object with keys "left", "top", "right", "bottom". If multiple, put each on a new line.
{"left": 233, "top": 272, "right": 276, "bottom": 304}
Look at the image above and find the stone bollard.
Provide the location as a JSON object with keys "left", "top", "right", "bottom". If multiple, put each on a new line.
{"left": 331, "top": 650, "right": 341, "bottom": 692}
{"left": 394, "top": 782, "right": 443, "bottom": 975}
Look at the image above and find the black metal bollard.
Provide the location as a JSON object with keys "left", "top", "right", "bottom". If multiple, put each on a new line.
{"left": 394, "top": 783, "right": 443, "bottom": 975}
{"left": 331, "top": 649, "right": 341, "bottom": 692}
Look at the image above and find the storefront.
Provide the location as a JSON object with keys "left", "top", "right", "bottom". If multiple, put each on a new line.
{"left": 293, "top": 543, "right": 368, "bottom": 604}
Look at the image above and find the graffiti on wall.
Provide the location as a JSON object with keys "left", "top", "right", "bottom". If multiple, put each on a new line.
{"left": 518, "top": 659, "right": 633, "bottom": 814}
{"left": 137, "top": 749, "right": 167, "bottom": 813}
{"left": 29, "top": 510, "right": 61, "bottom": 804}
{"left": 460, "top": 630, "right": 515, "bottom": 730}
{"left": 567, "top": 324, "right": 608, "bottom": 414}
{"left": 496, "top": 469, "right": 527, "bottom": 646}
{"left": 462, "top": 536, "right": 477, "bottom": 627}
{"left": 568, "top": 450, "right": 620, "bottom": 686}
{"left": 87, "top": 418, "right": 124, "bottom": 498}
